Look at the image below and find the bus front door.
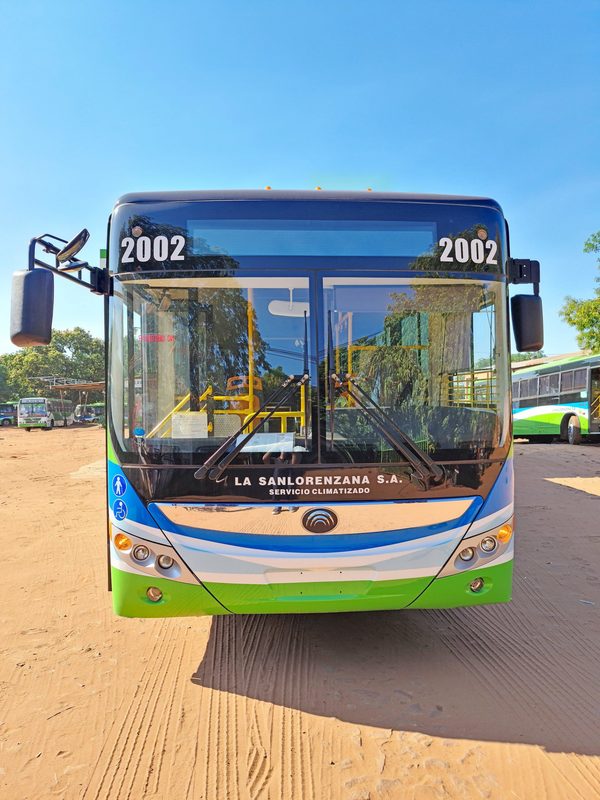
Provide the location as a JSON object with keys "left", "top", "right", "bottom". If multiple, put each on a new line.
{"left": 590, "top": 369, "right": 600, "bottom": 433}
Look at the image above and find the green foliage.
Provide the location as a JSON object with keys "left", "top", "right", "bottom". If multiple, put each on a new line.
{"left": 261, "top": 365, "right": 289, "bottom": 397}
{"left": 560, "top": 296, "right": 600, "bottom": 351}
{"left": 0, "top": 328, "right": 104, "bottom": 401}
{"left": 560, "top": 230, "right": 600, "bottom": 352}
{"left": 583, "top": 231, "right": 600, "bottom": 258}
{"left": 510, "top": 351, "right": 546, "bottom": 363}
{"left": 0, "top": 362, "right": 13, "bottom": 401}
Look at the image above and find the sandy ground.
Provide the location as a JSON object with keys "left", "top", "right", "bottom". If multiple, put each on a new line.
{"left": 0, "top": 426, "right": 599, "bottom": 800}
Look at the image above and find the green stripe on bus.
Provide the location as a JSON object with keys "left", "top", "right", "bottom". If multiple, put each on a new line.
{"left": 110, "top": 561, "right": 513, "bottom": 617}
{"left": 204, "top": 575, "right": 432, "bottom": 614}
{"left": 408, "top": 559, "right": 512, "bottom": 608}
{"left": 513, "top": 412, "right": 589, "bottom": 435}
{"left": 111, "top": 568, "right": 229, "bottom": 618}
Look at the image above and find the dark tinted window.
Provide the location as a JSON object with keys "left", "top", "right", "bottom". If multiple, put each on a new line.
{"left": 549, "top": 373, "right": 559, "bottom": 393}
{"left": 521, "top": 378, "right": 537, "bottom": 398}
{"left": 561, "top": 371, "right": 573, "bottom": 392}
{"left": 539, "top": 375, "right": 550, "bottom": 395}
{"left": 189, "top": 219, "right": 436, "bottom": 257}
{"left": 573, "top": 369, "right": 587, "bottom": 390}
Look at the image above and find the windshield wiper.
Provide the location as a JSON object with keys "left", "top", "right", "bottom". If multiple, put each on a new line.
{"left": 331, "top": 372, "right": 446, "bottom": 488}
{"left": 195, "top": 312, "right": 310, "bottom": 482}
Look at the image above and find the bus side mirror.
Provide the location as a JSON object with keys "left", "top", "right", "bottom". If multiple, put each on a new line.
{"left": 10, "top": 269, "right": 54, "bottom": 346}
{"left": 56, "top": 228, "right": 90, "bottom": 265}
{"left": 511, "top": 294, "right": 543, "bottom": 352}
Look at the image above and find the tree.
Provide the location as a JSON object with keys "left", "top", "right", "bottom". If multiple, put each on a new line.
{"left": 560, "top": 231, "right": 600, "bottom": 352}
{"left": 0, "top": 328, "right": 105, "bottom": 400}
{"left": 510, "top": 351, "right": 546, "bottom": 363}
{"left": 0, "top": 362, "right": 12, "bottom": 401}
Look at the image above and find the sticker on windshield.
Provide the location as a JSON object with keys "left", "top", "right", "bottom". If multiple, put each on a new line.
{"left": 438, "top": 233, "right": 498, "bottom": 265}
{"left": 120, "top": 230, "right": 186, "bottom": 264}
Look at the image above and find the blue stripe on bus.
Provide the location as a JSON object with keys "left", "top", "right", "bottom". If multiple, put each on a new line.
{"left": 147, "top": 498, "right": 483, "bottom": 553}
{"left": 107, "top": 460, "right": 161, "bottom": 529}
{"left": 471, "top": 457, "right": 512, "bottom": 520}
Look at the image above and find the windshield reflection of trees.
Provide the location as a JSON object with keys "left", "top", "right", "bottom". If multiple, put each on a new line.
{"left": 123, "top": 215, "right": 303, "bottom": 405}
{"left": 120, "top": 215, "right": 502, "bottom": 467}
{"left": 327, "top": 283, "right": 498, "bottom": 463}
{"left": 127, "top": 289, "right": 307, "bottom": 467}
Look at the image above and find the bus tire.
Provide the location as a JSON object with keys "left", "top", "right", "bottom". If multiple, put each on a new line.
{"left": 1, "top": 418, "right": 10, "bottom": 427}
{"left": 567, "top": 415, "right": 582, "bottom": 445}
{"left": 25, "top": 427, "right": 31, "bottom": 432}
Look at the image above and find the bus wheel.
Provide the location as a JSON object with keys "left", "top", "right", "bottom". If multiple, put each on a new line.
{"left": 25, "top": 427, "right": 31, "bottom": 432}
{"left": 1, "top": 418, "right": 10, "bottom": 427}
{"left": 567, "top": 415, "right": 582, "bottom": 445}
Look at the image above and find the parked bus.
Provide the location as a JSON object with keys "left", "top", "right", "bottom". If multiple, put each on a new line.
{"left": 75, "top": 402, "right": 105, "bottom": 423}
{"left": 17, "top": 397, "right": 74, "bottom": 430}
{"left": 0, "top": 400, "right": 19, "bottom": 427}
{"left": 0, "top": 402, "right": 18, "bottom": 426}
{"left": 512, "top": 353, "right": 600, "bottom": 444}
{"left": 90, "top": 402, "right": 106, "bottom": 424}
{"left": 10, "top": 190, "right": 543, "bottom": 617}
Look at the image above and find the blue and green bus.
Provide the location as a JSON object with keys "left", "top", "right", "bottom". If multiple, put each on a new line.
{"left": 10, "top": 190, "right": 543, "bottom": 617}
{"left": 75, "top": 402, "right": 105, "bottom": 424}
{"left": 512, "top": 353, "right": 600, "bottom": 443}
{"left": 0, "top": 402, "right": 18, "bottom": 426}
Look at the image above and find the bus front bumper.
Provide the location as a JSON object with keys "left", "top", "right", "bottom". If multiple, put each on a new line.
{"left": 110, "top": 559, "right": 513, "bottom": 618}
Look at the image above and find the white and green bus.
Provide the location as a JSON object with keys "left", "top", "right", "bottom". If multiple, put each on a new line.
{"left": 17, "top": 397, "right": 74, "bottom": 430}
{"left": 11, "top": 190, "right": 543, "bottom": 617}
{"left": 512, "top": 353, "right": 600, "bottom": 444}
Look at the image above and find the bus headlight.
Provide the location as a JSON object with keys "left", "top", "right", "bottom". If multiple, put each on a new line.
{"left": 470, "top": 577, "right": 485, "bottom": 592}
{"left": 132, "top": 544, "right": 151, "bottom": 562}
{"left": 459, "top": 547, "right": 475, "bottom": 561}
{"left": 480, "top": 536, "right": 497, "bottom": 553}
{"left": 146, "top": 587, "right": 163, "bottom": 602}
{"left": 157, "top": 554, "right": 175, "bottom": 570}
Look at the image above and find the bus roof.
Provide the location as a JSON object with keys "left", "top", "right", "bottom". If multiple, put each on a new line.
{"left": 114, "top": 189, "right": 504, "bottom": 215}
{"left": 19, "top": 396, "right": 73, "bottom": 402}
{"left": 512, "top": 353, "right": 600, "bottom": 376}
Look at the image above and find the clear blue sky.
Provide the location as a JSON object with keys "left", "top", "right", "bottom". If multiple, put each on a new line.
{"left": 1, "top": 0, "right": 598, "bottom": 356}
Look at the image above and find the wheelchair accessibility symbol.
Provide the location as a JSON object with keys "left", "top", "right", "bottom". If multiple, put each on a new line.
{"left": 113, "top": 499, "right": 128, "bottom": 521}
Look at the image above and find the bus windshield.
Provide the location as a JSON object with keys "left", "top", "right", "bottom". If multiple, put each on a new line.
{"left": 324, "top": 277, "right": 507, "bottom": 463}
{"left": 19, "top": 400, "right": 47, "bottom": 416}
{"left": 109, "top": 274, "right": 508, "bottom": 465}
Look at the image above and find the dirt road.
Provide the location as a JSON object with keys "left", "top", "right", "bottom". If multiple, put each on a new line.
{"left": 1, "top": 427, "right": 599, "bottom": 799}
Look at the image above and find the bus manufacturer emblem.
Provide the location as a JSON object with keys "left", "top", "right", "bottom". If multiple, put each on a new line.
{"left": 302, "top": 508, "right": 338, "bottom": 533}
